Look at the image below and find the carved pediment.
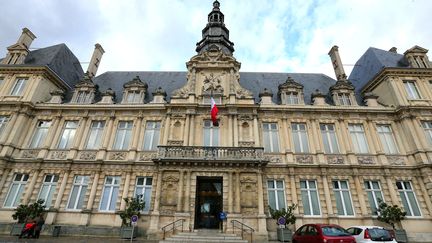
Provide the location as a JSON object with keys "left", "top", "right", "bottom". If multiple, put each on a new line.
{"left": 124, "top": 76, "right": 148, "bottom": 89}
{"left": 162, "top": 175, "right": 179, "bottom": 182}
{"left": 278, "top": 76, "right": 303, "bottom": 91}
{"left": 330, "top": 80, "right": 355, "bottom": 91}
{"left": 404, "top": 45, "right": 428, "bottom": 54}
{"left": 75, "top": 73, "right": 95, "bottom": 88}
{"left": 188, "top": 48, "right": 238, "bottom": 63}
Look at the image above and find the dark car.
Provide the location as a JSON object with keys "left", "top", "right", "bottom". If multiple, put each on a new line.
{"left": 293, "top": 223, "right": 356, "bottom": 243}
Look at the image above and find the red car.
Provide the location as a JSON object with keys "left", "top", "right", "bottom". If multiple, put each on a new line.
{"left": 293, "top": 223, "right": 356, "bottom": 243}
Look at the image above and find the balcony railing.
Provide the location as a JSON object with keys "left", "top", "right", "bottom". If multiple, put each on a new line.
{"left": 155, "top": 146, "right": 268, "bottom": 166}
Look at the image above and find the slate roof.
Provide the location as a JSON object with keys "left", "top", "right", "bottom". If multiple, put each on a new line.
{"left": 349, "top": 47, "right": 408, "bottom": 103}
{"left": 0, "top": 44, "right": 84, "bottom": 89}
{"left": 93, "top": 71, "right": 336, "bottom": 105}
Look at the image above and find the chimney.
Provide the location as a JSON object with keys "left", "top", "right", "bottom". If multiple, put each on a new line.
{"left": 86, "top": 43, "right": 105, "bottom": 78}
{"left": 1, "top": 27, "right": 36, "bottom": 65}
{"left": 328, "top": 45, "right": 347, "bottom": 81}
{"left": 389, "top": 47, "right": 397, "bottom": 53}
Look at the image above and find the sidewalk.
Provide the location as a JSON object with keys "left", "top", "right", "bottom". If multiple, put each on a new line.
{"left": 0, "top": 235, "right": 158, "bottom": 243}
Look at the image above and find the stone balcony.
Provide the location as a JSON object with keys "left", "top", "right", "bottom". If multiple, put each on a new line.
{"left": 154, "top": 146, "right": 269, "bottom": 167}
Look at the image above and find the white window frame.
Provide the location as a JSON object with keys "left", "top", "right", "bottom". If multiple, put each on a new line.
{"left": 348, "top": 124, "right": 369, "bottom": 154}
{"left": 10, "top": 78, "right": 27, "bottom": 96}
{"left": 3, "top": 173, "right": 29, "bottom": 208}
{"left": 286, "top": 92, "right": 299, "bottom": 104}
{"left": 66, "top": 175, "right": 89, "bottom": 210}
{"left": 300, "top": 180, "right": 321, "bottom": 216}
{"left": 320, "top": 124, "right": 339, "bottom": 154}
{"left": 404, "top": 81, "right": 421, "bottom": 99}
{"left": 99, "top": 176, "right": 121, "bottom": 212}
{"left": 0, "top": 116, "right": 9, "bottom": 136}
{"left": 364, "top": 180, "right": 384, "bottom": 216}
{"left": 37, "top": 174, "right": 58, "bottom": 208}
{"left": 113, "top": 121, "right": 133, "bottom": 150}
{"left": 338, "top": 93, "right": 352, "bottom": 105}
{"left": 292, "top": 123, "right": 309, "bottom": 153}
{"left": 203, "top": 120, "right": 219, "bottom": 146}
{"left": 29, "top": 120, "right": 51, "bottom": 148}
{"left": 421, "top": 121, "right": 432, "bottom": 145}
{"left": 376, "top": 124, "right": 399, "bottom": 154}
{"left": 58, "top": 121, "right": 78, "bottom": 149}
{"left": 134, "top": 177, "right": 153, "bottom": 212}
{"left": 263, "top": 123, "right": 280, "bottom": 153}
{"left": 143, "top": 121, "right": 161, "bottom": 151}
{"left": 267, "top": 180, "right": 286, "bottom": 210}
{"left": 396, "top": 181, "right": 422, "bottom": 217}
{"left": 332, "top": 180, "right": 355, "bottom": 216}
{"left": 85, "top": 120, "right": 105, "bottom": 149}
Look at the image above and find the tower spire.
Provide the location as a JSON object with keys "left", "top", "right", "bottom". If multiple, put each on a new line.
{"left": 196, "top": 0, "right": 235, "bottom": 55}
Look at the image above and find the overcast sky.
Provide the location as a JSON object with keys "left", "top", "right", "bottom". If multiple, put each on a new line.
{"left": 1, "top": 0, "right": 431, "bottom": 79}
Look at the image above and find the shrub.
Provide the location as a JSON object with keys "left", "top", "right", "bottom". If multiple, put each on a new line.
{"left": 377, "top": 199, "right": 406, "bottom": 230}
{"left": 119, "top": 197, "right": 145, "bottom": 227}
{"left": 12, "top": 199, "right": 45, "bottom": 223}
{"left": 268, "top": 203, "right": 297, "bottom": 227}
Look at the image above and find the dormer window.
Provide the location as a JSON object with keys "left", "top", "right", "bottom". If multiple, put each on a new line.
{"left": 404, "top": 80, "right": 421, "bottom": 99}
{"left": 71, "top": 74, "right": 96, "bottom": 104}
{"left": 76, "top": 91, "right": 91, "bottom": 103}
{"left": 278, "top": 76, "right": 304, "bottom": 105}
{"left": 122, "top": 76, "right": 148, "bottom": 104}
{"left": 338, "top": 93, "right": 352, "bottom": 105}
{"left": 10, "top": 78, "right": 27, "bottom": 96}
{"left": 404, "top": 45, "right": 431, "bottom": 68}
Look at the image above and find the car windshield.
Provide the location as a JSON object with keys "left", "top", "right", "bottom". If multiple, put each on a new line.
{"left": 322, "top": 226, "right": 350, "bottom": 236}
{"left": 368, "top": 228, "right": 392, "bottom": 241}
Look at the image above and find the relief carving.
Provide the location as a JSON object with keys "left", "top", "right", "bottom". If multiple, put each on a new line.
{"left": 51, "top": 151, "right": 67, "bottom": 160}
{"left": 139, "top": 152, "right": 158, "bottom": 161}
{"left": 240, "top": 184, "right": 257, "bottom": 208}
{"left": 22, "top": 150, "right": 39, "bottom": 159}
{"left": 203, "top": 73, "right": 224, "bottom": 93}
{"left": 357, "top": 156, "right": 374, "bottom": 165}
{"left": 109, "top": 152, "right": 127, "bottom": 160}
{"left": 327, "top": 155, "right": 344, "bottom": 164}
{"left": 296, "top": 155, "right": 313, "bottom": 164}
{"left": 79, "top": 151, "right": 97, "bottom": 160}
{"left": 387, "top": 156, "right": 405, "bottom": 165}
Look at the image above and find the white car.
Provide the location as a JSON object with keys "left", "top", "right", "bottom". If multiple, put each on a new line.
{"left": 346, "top": 226, "right": 397, "bottom": 243}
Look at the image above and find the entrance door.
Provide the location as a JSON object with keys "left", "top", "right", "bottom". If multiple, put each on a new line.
{"left": 194, "top": 177, "right": 223, "bottom": 229}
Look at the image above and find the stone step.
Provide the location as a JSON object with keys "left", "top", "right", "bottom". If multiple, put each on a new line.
{"left": 160, "top": 231, "right": 248, "bottom": 243}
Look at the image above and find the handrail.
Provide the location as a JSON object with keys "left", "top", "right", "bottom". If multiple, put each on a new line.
{"left": 231, "top": 220, "right": 254, "bottom": 243}
{"left": 161, "top": 219, "right": 185, "bottom": 240}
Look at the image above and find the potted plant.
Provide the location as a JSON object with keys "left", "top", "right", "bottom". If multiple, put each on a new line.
{"left": 10, "top": 199, "right": 45, "bottom": 236}
{"left": 269, "top": 204, "right": 297, "bottom": 242}
{"left": 118, "top": 196, "right": 145, "bottom": 239}
{"left": 377, "top": 199, "right": 408, "bottom": 243}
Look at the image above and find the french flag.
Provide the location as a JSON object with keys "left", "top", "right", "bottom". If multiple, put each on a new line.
{"left": 211, "top": 97, "right": 219, "bottom": 126}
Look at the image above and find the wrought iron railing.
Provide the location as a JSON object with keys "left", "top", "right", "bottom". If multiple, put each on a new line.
{"left": 157, "top": 146, "right": 266, "bottom": 161}
{"left": 231, "top": 220, "right": 254, "bottom": 243}
{"left": 161, "top": 219, "right": 185, "bottom": 240}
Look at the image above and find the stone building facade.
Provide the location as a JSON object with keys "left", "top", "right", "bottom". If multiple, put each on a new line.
{"left": 0, "top": 1, "right": 432, "bottom": 242}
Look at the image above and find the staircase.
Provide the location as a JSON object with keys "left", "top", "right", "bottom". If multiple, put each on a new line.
{"left": 159, "top": 230, "right": 248, "bottom": 243}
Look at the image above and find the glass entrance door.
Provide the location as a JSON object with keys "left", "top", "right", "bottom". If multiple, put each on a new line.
{"left": 194, "top": 177, "right": 223, "bottom": 229}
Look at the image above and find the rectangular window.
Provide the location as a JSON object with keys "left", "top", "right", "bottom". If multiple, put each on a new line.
{"left": 67, "top": 175, "right": 89, "bottom": 210}
{"left": 421, "top": 121, "right": 432, "bottom": 145}
{"left": 113, "top": 121, "right": 133, "bottom": 150}
{"left": 203, "top": 120, "right": 219, "bottom": 146}
{"left": 286, "top": 92, "right": 299, "bottom": 104}
{"left": 267, "top": 180, "right": 286, "bottom": 210}
{"left": 292, "top": 123, "right": 309, "bottom": 153}
{"left": 263, "top": 123, "right": 280, "bottom": 152}
{"left": 404, "top": 81, "right": 421, "bottom": 99}
{"left": 99, "top": 176, "right": 120, "bottom": 212}
{"left": 85, "top": 121, "right": 105, "bottom": 149}
{"left": 338, "top": 93, "right": 352, "bottom": 105}
{"left": 320, "top": 124, "right": 339, "bottom": 154}
{"left": 38, "top": 174, "right": 58, "bottom": 208}
{"left": 300, "top": 180, "right": 321, "bottom": 216}
{"left": 364, "top": 180, "right": 384, "bottom": 215}
{"left": 29, "top": 121, "right": 51, "bottom": 148}
{"left": 143, "top": 121, "right": 161, "bottom": 151}
{"left": 10, "top": 78, "right": 27, "bottom": 96}
{"left": 134, "top": 177, "right": 152, "bottom": 212}
{"left": 333, "top": 180, "right": 354, "bottom": 216}
{"left": 348, "top": 124, "right": 369, "bottom": 153}
{"left": 126, "top": 91, "right": 142, "bottom": 103}
{"left": 0, "top": 116, "right": 9, "bottom": 136}
{"left": 76, "top": 91, "right": 89, "bottom": 103}
{"left": 377, "top": 125, "right": 399, "bottom": 154}
{"left": 58, "top": 121, "right": 78, "bottom": 149}
{"left": 4, "top": 173, "right": 29, "bottom": 208}
{"left": 396, "top": 181, "right": 421, "bottom": 217}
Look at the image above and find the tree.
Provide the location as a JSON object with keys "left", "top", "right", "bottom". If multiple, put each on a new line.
{"left": 12, "top": 199, "right": 45, "bottom": 223}
{"left": 268, "top": 204, "right": 297, "bottom": 227}
{"left": 377, "top": 199, "right": 407, "bottom": 230}
{"left": 119, "top": 197, "right": 145, "bottom": 227}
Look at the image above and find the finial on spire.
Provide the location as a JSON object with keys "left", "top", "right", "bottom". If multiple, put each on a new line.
{"left": 213, "top": 0, "right": 220, "bottom": 10}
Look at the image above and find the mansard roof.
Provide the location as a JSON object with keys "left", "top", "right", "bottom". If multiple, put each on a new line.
{"left": 93, "top": 71, "right": 336, "bottom": 105}
{"left": 0, "top": 43, "right": 84, "bottom": 88}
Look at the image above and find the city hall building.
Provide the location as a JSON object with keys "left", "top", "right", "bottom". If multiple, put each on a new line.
{"left": 0, "top": 1, "right": 431, "bottom": 242}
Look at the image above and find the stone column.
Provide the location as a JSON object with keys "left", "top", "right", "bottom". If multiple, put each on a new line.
{"left": 162, "top": 115, "right": 171, "bottom": 144}
{"left": 228, "top": 172, "right": 233, "bottom": 213}
{"left": 189, "top": 116, "right": 195, "bottom": 146}
{"left": 309, "top": 119, "right": 320, "bottom": 153}
{"left": 153, "top": 171, "right": 163, "bottom": 212}
{"left": 0, "top": 113, "right": 18, "bottom": 144}
{"left": 322, "top": 174, "right": 334, "bottom": 216}
{"left": 119, "top": 172, "right": 131, "bottom": 210}
{"left": 233, "top": 115, "right": 238, "bottom": 146}
{"left": 101, "top": 117, "right": 115, "bottom": 150}
{"left": 363, "top": 120, "right": 377, "bottom": 154}
{"left": 176, "top": 170, "right": 184, "bottom": 212}
{"left": 0, "top": 168, "right": 11, "bottom": 196}
{"left": 413, "top": 176, "right": 432, "bottom": 216}
{"left": 131, "top": 117, "right": 143, "bottom": 150}
{"left": 289, "top": 172, "right": 299, "bottom": 213}
{"left": 253, "top": 116, "right": 260, "bottom": 146}
{"left": 183, "top": 115, "right": 190, "bottom": 146}
{"left": 183, "top": 171, "right": 191, "bottom": 212}
{"left": 86, "top": 172, "right": 100, "bottom": 210}
{"left": 353, "top": 173, "right": 368, "bottom": 216}
{"left": 235, "top": 172, "right": 241, "bottom": 213}
{"left": 385, "top": 176, "right": 399, "bottom": 205}
{"left": 256, "top": 171, "right": 267, "bottom": 234}
{"left": 22, "top": 169, "right": 40, "bottom": 205}
{"left": 411, "top": 117, "right": 429, "bottom": 150}
{"left": 54, "top": 171, "right": 70, "bottom": 209}
{"left": 72, "top": 117, "right": 89, "bottom": 149}
{"left": 228, "top": 115, "right": 233, "bottom": 146}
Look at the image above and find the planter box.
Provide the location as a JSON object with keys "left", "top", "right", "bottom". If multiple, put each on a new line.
{"left": 277, "top": 228, "right": 292, "bottom": 242}
{"left": 395, "top": 229, "right": 408, "bottom": 243}
{"left": 10, "top": 223, "right": 24, "bottom": 236}
{"left": 120, "top": 226, "right": 137, "bottom": 239}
